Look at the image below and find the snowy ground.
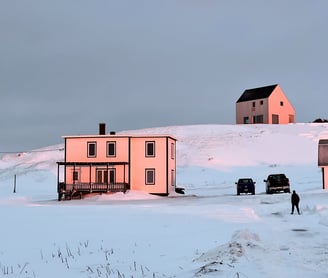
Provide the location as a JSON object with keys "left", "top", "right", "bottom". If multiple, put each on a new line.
{"left": 0, "top": 123, "right": 328, "bottom": 277}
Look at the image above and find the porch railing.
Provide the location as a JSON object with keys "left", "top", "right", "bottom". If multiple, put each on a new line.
{"left": 58, "top": 182, "right": 128, "bottom": 200}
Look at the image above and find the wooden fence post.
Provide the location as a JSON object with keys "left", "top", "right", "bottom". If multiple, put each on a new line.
{"left": 13, "top": 174, "right": 16, "bottom": 193}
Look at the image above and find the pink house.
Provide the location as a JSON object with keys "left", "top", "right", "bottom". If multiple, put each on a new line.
{"left": 236, "top": 84, "right": 295, "bottom": 124}
{"left": 318, "top": 139, "right": 328, "bottom": 189}
{"left": 57, "top": 123, "right": 177, "bottom": 200}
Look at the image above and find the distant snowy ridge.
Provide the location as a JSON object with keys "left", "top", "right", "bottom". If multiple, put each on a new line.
{"left": 121, "top": 123, "right": 328, "bottom": 168}
{"left": 0, "top": 144, "right": 64, "bottom": 180}
{"left": 1, "top": 123, "right": 328, "bottom": 181}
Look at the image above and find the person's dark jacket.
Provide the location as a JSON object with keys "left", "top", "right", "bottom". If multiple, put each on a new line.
{"left": 291, "top": 192, "right": 300, "bottom": 205}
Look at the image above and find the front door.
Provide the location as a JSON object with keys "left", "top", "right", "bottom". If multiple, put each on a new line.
{"left": 97, "top": 168, "right": 116, "bottom": 184}
{"left": 272, "top": 114, "right": 279, "bottom": 124}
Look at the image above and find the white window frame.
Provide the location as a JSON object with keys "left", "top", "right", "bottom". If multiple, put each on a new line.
{"left": 87, "top": 142, "right": 97, "bottom": 157}
{"left": 171, "top": 142, "right": 175, "bottom": 159}
{"left": 106, "top": 141, "right": 116, "bottom": 157}
{"left": 145, "top": 168, "right": 155, "bottom": 185}
{"left": 145, "top": 141, "right": 155, "bottom": 157}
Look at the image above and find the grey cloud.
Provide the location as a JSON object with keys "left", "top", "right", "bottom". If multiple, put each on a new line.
{"left": 1, "top": 1, "right": 328, "bottom": 151}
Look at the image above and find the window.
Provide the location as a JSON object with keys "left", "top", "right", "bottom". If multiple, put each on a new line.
{"left": 171, "top": 143, "right": 175, "bottom": 159}
{"left": 280, "top": 101, "right": 284, "bottom": 106}
{"left": 145, "top": 168, "right": 155, "bottom": 185}
{"left": 252, "top": 101, "right": 256, "bottom": 111}
{"left": 145, "top": 141, "right": 155, "bottom": 157}
{"left": 171, "top": 169, "right": 175, "bottom": 186}
{"left": 243, "top": 117, "right": 250, "bottom": 124}
{"left": 71, "top": 168, "right": 80, "bottom": 183}
{"left": 108, "top": 169, "right": 115, "bottom": 184}
{"left": 289, "top": 114, "right": 295, "bottom": 123}
{"left": 107, "top": 141, "right": 116, "bottom": 157}
{"left": 260, "top": 100, "right": 264, "bottom": 105}
{"left": 97, "top": 170, "right": 103, "bottom": 183}
{"left": 73, "top": 171, "right": 79, "bottom": 181}
{"left": 88, "top": 142, "right": 97, "bottom": 157}
{"left": 253, "top": 115, "right": 264, "bottom": 123}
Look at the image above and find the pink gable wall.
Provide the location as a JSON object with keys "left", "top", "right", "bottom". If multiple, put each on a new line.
{"left": 268, "top": 86, "right": 295, "bottom": 124}
{"left": 130, "top": 137, "right": 176, "bottom": 194}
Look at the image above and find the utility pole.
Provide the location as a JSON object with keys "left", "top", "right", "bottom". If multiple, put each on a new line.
{"left": 13, "top": 174, "right": 16, "bottom": 193}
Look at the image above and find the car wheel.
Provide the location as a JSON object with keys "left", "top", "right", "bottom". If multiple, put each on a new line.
{"left": 237, "top": 190, "right": 240, "bottom": 195}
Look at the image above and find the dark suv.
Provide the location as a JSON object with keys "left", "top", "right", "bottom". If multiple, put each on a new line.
{"left": 264, "top": 174, "right": 290, "bottom": 194}
{"left": 236, "top": 178, "right": 255, "bottom": 195}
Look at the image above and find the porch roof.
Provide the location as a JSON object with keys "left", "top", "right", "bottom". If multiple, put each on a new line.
{"left": 57, "top": 161, "right": 128, "bottom": 166}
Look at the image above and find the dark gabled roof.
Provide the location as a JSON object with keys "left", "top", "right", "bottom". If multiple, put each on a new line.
{"left": 236, "top": 84, "right": 278, "bottom": 103}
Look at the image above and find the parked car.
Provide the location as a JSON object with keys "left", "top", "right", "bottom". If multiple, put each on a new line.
{"left": 264, "top": 174, "right": 290, "bottom": 194}
{"left": 235, "top": 178, "right": 255, "bottom": 195}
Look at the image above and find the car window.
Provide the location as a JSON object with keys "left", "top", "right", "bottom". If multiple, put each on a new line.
{"left": 239, "top": 179, "right": 252, "bottom": 183}
{"left": 270, "top": 174, "right": 286, "bottom": 180}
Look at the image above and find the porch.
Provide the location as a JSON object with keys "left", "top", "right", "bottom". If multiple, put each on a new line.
{"left": 57, "top": 161, "right": 130, "bottom": 200}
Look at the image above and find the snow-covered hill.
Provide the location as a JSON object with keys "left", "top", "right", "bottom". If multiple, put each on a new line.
{"left": 1, "top": 123, "right": 328, "bottom": 197}
{"left": 123, "top": 123, "right": 328, "bottom": 194}
{"left": 123, "top": 123, "right": 328, "bottom": 167}
{"left": 0, "top": 123, "right": 328, "bottom": 277}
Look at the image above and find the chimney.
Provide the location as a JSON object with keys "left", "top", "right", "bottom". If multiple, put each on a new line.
{"left": 99, "top": 123, "right": 106, "bottom": 135}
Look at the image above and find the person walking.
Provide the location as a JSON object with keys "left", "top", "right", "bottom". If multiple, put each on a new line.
{"left": 291, "top": 190, "right": 300, "bottom": 215}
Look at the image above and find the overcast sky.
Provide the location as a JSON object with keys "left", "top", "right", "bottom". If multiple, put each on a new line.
{"left": 1, "top": 1, "right": 327, "bottom": 151}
